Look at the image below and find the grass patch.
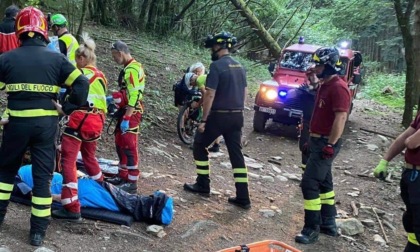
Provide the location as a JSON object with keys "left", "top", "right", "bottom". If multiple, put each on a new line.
{"left": 361, "top": 73, "right": 405, "bottom": 109}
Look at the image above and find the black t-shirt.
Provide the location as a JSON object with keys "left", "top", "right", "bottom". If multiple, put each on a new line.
{"left": 206, "top": 55, "right": 247, "bottom": 110}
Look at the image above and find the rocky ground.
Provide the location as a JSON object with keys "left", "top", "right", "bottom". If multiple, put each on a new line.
{"left": 0, "top": 24, "right": 411, "bottom": 252}
{"left": 0, "top": 97, "right": 411, "bottom": 252}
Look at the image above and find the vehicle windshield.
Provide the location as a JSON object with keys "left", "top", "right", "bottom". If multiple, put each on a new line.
{"left": 280, "top": 51, "right": 313, "bottom": 71}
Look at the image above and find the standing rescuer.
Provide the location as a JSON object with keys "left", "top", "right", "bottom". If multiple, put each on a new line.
{"left": 373, "top": 111, "right": 420, "bottom": 252}
{"left": 295, "top": 47, "right": 351, "bottom": 244}
{"left": 106, "top": 40, "right": 145, "bottom": 193}
{"left": 50, "top": 13, "right": 79, "bottom": 66}
{"left": 0, "top": 6, "right": 88, "bottom": 246}
{"left": 183, "top": 31, "right": 251, "bottom": 209}
{"left": 0, "top": 5, "right": 20, "bottom": 54}
{"left": 52, "top": 33, "right": 108, "bottom": 221}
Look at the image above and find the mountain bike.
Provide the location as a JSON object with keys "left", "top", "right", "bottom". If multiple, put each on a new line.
{"left": 176, "top": 89, "right": 202, "bottom": 145}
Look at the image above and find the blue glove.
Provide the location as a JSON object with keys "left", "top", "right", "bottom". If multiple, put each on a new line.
{"left": 120, "top": 120, "right": 130, "bottom": 132}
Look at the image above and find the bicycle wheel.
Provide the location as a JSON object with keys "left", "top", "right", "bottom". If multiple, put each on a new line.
{"left": 177, "top": 104, "right": 196, "bottom": 145}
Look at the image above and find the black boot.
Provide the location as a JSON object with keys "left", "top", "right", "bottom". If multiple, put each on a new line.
{"left": 321, "top": 216, "right": 338, "bottom": 237}
{"left": 295, "top": 226, "right": 320, "bottom": 244}
{"left": 52, "top": 209, "right": 82, "bottom": 222}
{"left": 29, "top": 232, "right": 45, "bottom": 246}
{"left": 117, "top": 182, "right": 138, "bottom": 194}
{"left": 105, "top": 176, "right": 125, "bottom": 185}
{"left": 183, "top": 175, "right": 210, "bottom": 196}
{"left": 228, "top": 197, "right": 251, "bottom": 209}
{"left": 208, "top": 143, "right": 220, "bottom": 153}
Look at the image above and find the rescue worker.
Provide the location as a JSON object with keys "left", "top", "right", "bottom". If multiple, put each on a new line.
{"left": 0, "top": 6, "right": 88, "bottom": 246}
{"left": 106, "top": 40, "right": 145, "bottom": 193}
{"left": 183, "top": 31, "right": 251, "bottom": 209}
{"left": 51, "top": 33, "right": 107, "bottom": 221}
{"left": 0, "top": 5, "right": 19, "bottom": 54}
{"left": 50, "top": 13, "right": 79, "bottom": 66}
{"left": 295, "top": 47, "right": 351, "bottom": 244}
{"left": 373, "top": 110, "right": 420, "bottom": 252}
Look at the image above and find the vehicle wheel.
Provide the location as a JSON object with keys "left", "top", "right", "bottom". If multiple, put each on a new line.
{"left": 253, "top": 111, "right": 268, "bottom": 132}
{"left": 177, "top": 104, "right": 196, "bottom": 145}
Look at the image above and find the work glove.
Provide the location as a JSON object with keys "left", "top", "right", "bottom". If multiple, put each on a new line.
{"left": 120, "top": 116, "right": 130, "bottom": 132}
{"left": 373, "top": 159, "right": 388, "bottom": 180}
{"left": 322, "top": 144, "right": 334, "bottom": 159}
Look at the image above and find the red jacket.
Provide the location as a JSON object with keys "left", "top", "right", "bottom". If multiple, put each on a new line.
{"left": 0, "top": 18, "right": 19, "bottom": 54}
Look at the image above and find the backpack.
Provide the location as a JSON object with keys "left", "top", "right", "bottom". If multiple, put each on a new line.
{"left": 172, "top": 74, "right": 191, "bottom": 106}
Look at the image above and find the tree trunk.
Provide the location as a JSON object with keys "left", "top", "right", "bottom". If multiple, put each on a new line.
{"left": 170, "top": 0, "right": 196, "bottom": 28}
{"left": 138, "top": 0, "right": 152, "bottom": 31}
{"left": 76, "top": 0, "right": 89, "bottom": 42}
{"left": 414, "top": 0, "right": 420, "bottom": 112}
{"left": 394, "top": 0, "right": 415, "bottom": 127}
{"left": 229, "top": 0, "right": 282, "bottom": 59}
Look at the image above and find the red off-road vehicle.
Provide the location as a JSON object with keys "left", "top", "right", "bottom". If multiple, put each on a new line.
{"left": 253, "top": 42, "right": 362, "bottom": 132}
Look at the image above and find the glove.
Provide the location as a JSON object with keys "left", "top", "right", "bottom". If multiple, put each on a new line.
{"left": 120, "top": 115, "right": 130, "bottom": 132}
{"left": 322, "top": 144, "right": 334, "bottom": 159}
{"left": 373, "top": 159, "right": 388, "bottom": 179}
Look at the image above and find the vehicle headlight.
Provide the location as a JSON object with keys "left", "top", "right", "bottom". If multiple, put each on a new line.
{"left": 265, "top": 89, "right": 278, "bottom": 100}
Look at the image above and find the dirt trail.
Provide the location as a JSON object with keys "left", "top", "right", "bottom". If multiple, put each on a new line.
{"left": 0, "top": 98, "right": 409, "bottom": 252}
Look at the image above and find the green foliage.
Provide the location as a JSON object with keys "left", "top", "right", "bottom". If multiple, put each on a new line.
{"left": 361, "top": 73, "right": 406, "bottom": 109}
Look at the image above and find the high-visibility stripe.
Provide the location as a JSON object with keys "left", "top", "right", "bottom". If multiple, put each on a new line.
{"left": 234, "top": 177, "right": 249, "bottom": 183}
{"left": 195, "top": 160, "right": 209, "bottom": 166}
{"left": 304, "top": 198, "right": 321, "bottom": 211}
{"left": 128, "top": 174, "right": 139, "bottom": 181}
{"left": 118, "top": 164, "right": 127, "bottom": 169}
{"left": 64, "top": 69, "right": 82, "bottom": 86}
{"left": 0, "top": 192, "right": 11, "bottom": 200}
{"left": 321, "top": 199, "right": 335, "bottom": 205}
{"left": 233, "top": 168, "right": 248, "bottom": 174}
{"left": 0, "top": 81, "right": 5, "bottom": 90}
{"left": 8, "top": 109, "right": 58, "bottom": 117}
{"left": 408, "top": 233, "right": 420, "bottom": 245}
{"left": 126, "top": 165, "right": 138, "bottom": 170}
{"left": 63, "top": 182, "right": 78, "bottom": 189}
{"left": 6, "top": 83, "right": 60, "bottom": 93}
{"left": 32, "top": 196, "right": 52, "bottom": 205}
{"left": 90, "top": 172, "right": 103, "bottom": 181}
{"left": 196, "top": 169, "right": 210, "bottom": 175}
{"left": 320, "top": 191, "right": 335, "bottom": 199}
{"left": 61, "top": 196, "right": 78, "bottom": 205}
{"left": 0, "top": 182, "right": 13, "bottom": 191}
{"left": 31, "top": 207, "right": 51, "bottom": 217}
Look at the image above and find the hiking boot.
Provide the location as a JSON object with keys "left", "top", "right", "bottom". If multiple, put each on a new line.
{"left": 106, "top": 176, "right": 125, "bottom": 186}
{"left": 183, "top": 182, "right": 210, "bottom": 196}
{"left": 117, "top": 182, "right": 138, "bottom": 194}
{"left": 29, "top": 232, "right": 45, "bottom": 246}
{"left": 52, "top": 209, "right": 82, "bottom": 223}
{"left": 321, "top": 217, "right": 339, "bottom": 237}
{"left": 295, "top": 226, "right": 320, "bottom": 244}
{"left": 208, "top": 143, "right": 220, "bottom": 153}
{"left": 227, "top": 197, "right": 251, "bottom": 210}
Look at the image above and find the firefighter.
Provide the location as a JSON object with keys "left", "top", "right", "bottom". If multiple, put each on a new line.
{"left": 51, "top": 33, "right": 107, "bottom": 221}
{"left": 106, "top": 40, "right": 145, "bottom": 193}
{"left": 0, "top": 6, "right": 88, "bottom": 246}
{"left": 373, "top": 111, "right": 420, "bottom": 252}
{"left": 0, "top": 5, "right": 19, "bottom": 54}
{"left": 295, "top": 47, "right": 351, "bottom": 244}
{"left": 50, "top": 13, "right": 79, "bottom": 66}
{"left": 183, "top": 31, "right": 251, "bottom": 209}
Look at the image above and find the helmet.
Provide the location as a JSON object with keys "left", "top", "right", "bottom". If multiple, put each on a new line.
{"left": 204, "top": 31, "right": 237, "bottom": 49}
{"left": 312, "top": 47, "right": 340, "bottom": 67}
{"left": 112, "top": 90, "right": 128, "bottom": 109}
{"left": 15, "top": 7, "right": 49, "bottom": 42}
{"left": 51, "top": 14, "right": 67, "bottom": 27}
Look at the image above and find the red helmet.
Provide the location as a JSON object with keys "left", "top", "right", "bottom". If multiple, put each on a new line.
{"left": 112, "top": 90, "right": 128, "bottom": 109}
{"left": 15, "top": 7, "right": 49, "bottom": 42}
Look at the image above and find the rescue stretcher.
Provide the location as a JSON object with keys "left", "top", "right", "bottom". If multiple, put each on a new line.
{"left": 217, "top": 240, "right": 301, "bottom": 252}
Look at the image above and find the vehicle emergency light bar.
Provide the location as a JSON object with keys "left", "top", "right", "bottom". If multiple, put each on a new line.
{"left": 260, "top": 85, "right": 288, "bottom": 100}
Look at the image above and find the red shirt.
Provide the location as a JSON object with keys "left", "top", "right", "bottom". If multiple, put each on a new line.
{"left": 310, "top": 76, "right": 351, "bottom": 135}
{"left": 405, "top": 112, "right": 420, "bottom": 165}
